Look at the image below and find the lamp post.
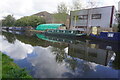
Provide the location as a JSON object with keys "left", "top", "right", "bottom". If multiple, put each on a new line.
{"left": 0, "top": 20, "right": 2, "bottom": 34}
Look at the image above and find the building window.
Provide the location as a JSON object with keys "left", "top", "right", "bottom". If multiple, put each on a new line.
{"left": 78, "top": 15, "right": 88, "bottom": 20}
{"left": 92, "top": 14, "right": 101, "bottom": 19}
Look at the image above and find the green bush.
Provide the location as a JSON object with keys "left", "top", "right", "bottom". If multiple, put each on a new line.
{"left": 1, "top": 52, "right": 32, "bottom": 78}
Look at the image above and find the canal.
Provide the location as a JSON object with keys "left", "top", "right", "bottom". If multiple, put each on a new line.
{"left": 1, "top": 30, "right": 120, "bottom": 78}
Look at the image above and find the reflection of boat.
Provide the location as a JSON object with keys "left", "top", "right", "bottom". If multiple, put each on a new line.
{"left": 2, "top": 27, "right": 26, "bottom": 31}
{"left": 2, "top": 30, "right": 25, "bottom": 35}
{"left": 36, "top": 33, "right": 120, "bottom": 52}
{"left": 36, "top": 33, "right": 86, "bottom": 44}
{"left": 36, "top": 33, "right": 119, "bottom": 66}
{"left": 36, "top": 34, "right": 58, "bottom": 42}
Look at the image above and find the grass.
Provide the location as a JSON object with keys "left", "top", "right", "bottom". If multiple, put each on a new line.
{"left": 0, "top": 52, "right": 33, "bottom": 79}
{"left": 0, "top": 51, "right": 2, "bottom": 79}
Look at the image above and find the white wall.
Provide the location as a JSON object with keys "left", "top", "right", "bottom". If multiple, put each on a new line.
{"left": 118, "top": 1, "right": 120, "bottom": 12}
{"left": 90, "top": 7, "right": 112, "bottom": 28}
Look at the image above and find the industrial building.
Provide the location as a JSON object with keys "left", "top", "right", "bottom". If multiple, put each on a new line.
{"left": 69, "top": 6, "right": 117, "bottom": 35}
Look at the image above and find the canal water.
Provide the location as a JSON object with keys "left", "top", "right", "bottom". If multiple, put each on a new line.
{"left": 1, "top": 30, "right": 120, "bottom": 78}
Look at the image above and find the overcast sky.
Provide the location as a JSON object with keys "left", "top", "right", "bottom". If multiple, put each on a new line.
{"left": 0, "top": 0, "right": 119, "bottom": 19}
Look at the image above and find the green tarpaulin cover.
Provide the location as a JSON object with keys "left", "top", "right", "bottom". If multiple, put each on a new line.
{"left": 36, "top": 24, "right": 65, "bottom": 31}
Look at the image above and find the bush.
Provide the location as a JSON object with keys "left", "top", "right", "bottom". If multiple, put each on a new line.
{"left": 1, "top": 52, "right": 32, "bottom": 78}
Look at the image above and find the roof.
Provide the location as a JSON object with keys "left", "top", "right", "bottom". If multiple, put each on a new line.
{"left": 36, "top": 24, "right": 65, "bottom": 31}
{"left": 70, "top": 6, "right": 115, "bottom": 12}
{"left": 33, "top": 11, "right": 51, "bottom": 16}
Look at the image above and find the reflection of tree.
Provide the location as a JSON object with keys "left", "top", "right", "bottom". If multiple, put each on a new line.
{"left": 65, "top": 58, "right": 77, "bottom": 71}
{"left": 50, "top": 46, "right": 81, "bottom": 71}
{"left": 112, "top": 52, "right": 120, "bottom": 69}
{"left": 65, "top": 57, "right": 97, "bottom": 73}
{"left": 2, "top": 32, "right": 68, "bottom": 48}
{"left": 2, "top": 32, "right": 16, "bottom": 43}
{"left": 50, "top": 47, "right": 66, "bottom": 63}
{"left": 82, "top": 62, "right": 97, "bottom": 72}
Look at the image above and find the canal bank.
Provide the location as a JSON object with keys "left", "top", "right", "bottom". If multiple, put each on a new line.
{"left": 1, "top": 52, "right": 32, "bottom": 78}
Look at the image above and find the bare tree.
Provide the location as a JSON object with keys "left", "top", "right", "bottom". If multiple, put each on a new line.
{"left": 86, "top": 0, "right": 101, "bottom": 8}
{"left": 57, "top": 2, "right": 68, "bottom": 14}
{"left": 71, "top": 0, "right": 82, "bottom": 11}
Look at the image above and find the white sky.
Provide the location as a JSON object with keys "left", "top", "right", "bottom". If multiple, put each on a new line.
{"left": 0, "top": 0, "right": 119, "bottom": 19}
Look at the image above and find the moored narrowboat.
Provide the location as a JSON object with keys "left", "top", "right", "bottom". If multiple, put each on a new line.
{"left": 36, "top": 24, "right": 86, "bottom": 37}
{"left": 44, "top": 30, "right": 87, "bottom": 37}
{"left": 89, "top": 32, "right": 120, "bottom": 43}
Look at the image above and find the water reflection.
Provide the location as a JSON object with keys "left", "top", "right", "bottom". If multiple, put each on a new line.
{"left": 68, "top": 43, "right": 115, "bottom": 66}
{"left": 1, "top": 31, "right": 119, "bottom": 78}
{"left": 27, "top": 46, "right": 69, "bottom": 78}
{"left": 0, "top": 36, "right": 33, "bottom": 60}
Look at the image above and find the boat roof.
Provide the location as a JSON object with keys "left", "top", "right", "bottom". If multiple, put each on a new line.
{"left": 36, "top": 24, "right": 65, "bottom": 31}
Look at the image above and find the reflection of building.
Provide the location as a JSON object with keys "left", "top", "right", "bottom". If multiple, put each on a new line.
{"left": 68, "top": 43, "right": 114, "bottom": 66}
{"left": 70, "top": 6, "right": 117, "bottom": 33}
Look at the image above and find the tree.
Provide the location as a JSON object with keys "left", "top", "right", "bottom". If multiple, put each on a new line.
{"left": 28, "top": 15, "right": 46, "bottom": 27}
{"left": 86, "top": 0, "right": 101, "bottom": 8}
{"left": 15, "top": 15, "right": 46, "bottom": 28}
{"left": 57, "top": 2, "right": 68, "bottom": 14}
{"left": 71, "top": 0, "right": 82, "bottom": 11}
{"left": 53, "top": 13, "right": 68, "bottom": 24}
{"left": 2, "top": 15, "right": 16, "bottom": 27}
{"left": 52, "top": 2, "right": 69, "bottom": 26}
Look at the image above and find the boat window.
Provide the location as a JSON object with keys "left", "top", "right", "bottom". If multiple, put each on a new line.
{"left": 63, "top": 31, "right": 65, "bottom": 33}
{"left": 48, "top": 30, "right": 51, "bottom": 32}
{"left": 69, "top": 31, "right": 71, "bottom": 33}
{"left": 75, "top": 31, "right": 77, "bottom": 34}
{"left": 51, "top": 30, "right": 53, "bottom": 32}
{"left": 72, "top": 31, "right": 75, "bottom": 33}
{"left": 71, "top": 31, "right": 73, "bottom": 33}
{"left": 108, "top": 33, "right": 114, "bottom": 37}
{"left": 55, "top": 30, "right": 57, "bottom": 32}
{"left": 77, "top": 31, "right": 80, "bottom": 34}
{"left": 59, "top": 30, "right": 62, "bottom": 33}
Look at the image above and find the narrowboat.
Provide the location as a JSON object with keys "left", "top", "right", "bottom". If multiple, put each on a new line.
{"left": 36, "top": 24, "right": 86, "bottom": 37}
{"left": 44, "top": 30, "right": 87, "bottom": 37}
{"left": 11, "top": 27, "right": 25, "bottom": 31}
{"left": 88, "top": 32, "right": 120, "bottom": 43}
